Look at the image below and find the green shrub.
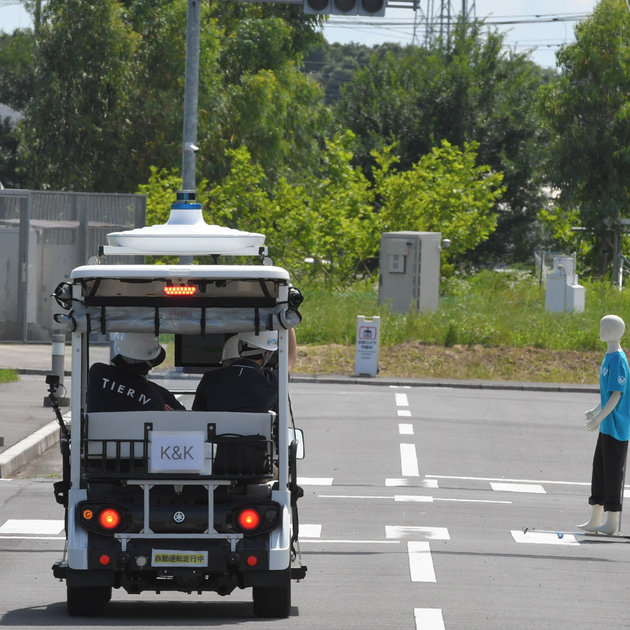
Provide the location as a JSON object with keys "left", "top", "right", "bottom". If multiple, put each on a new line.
{"left": 296, "top": 271, "right": 630, "bottom": 351}
{"left": 0, "top": 369, "right": 18, "bottom": 384}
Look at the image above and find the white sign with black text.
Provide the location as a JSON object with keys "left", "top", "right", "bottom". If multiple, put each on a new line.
{"left": 354, "top": 315, "right": 380, "bottom": 377}
{"left": 149, "top": 431, "right": 211, "bottom": 474}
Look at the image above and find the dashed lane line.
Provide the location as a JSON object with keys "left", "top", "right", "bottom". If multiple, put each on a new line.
{"left": 400, "top": 443, "right": 420, "bottom": 477}
{"left": 415, "top": 608, "right": 446, "bottom": 630}
{"left": 408, "top": 541, "right": 437, "bottom": 582}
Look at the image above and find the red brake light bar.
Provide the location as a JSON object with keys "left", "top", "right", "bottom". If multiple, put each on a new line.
{"left": 163, "top": 285, "right": 197, "bottom": 297}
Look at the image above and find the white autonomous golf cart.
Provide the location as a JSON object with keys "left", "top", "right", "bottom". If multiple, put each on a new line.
{"left": 48, "top": 192, "right": 306, "bottom": 618}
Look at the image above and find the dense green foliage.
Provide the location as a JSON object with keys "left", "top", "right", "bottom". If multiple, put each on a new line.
{"left": 141, "top": 133, "right": 504, "bottom": 284}
{"left": 539, "top": 0, "right": 630, "bottom": 276}
{"left": 297, "top": 270, "right": 630, "bottom": 351}
{"left": 335, "top": 21, "right": 549, "bottom": 262}
{"left": 11, "top": 0, "right": 327, "bottom": 191}
{"left": 2, "top": 1, "right": 630, "bottom": 283}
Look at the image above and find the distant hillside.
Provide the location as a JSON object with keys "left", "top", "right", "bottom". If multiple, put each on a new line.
{"left": 303, "top": 41, "right": 404, "bottom": 105}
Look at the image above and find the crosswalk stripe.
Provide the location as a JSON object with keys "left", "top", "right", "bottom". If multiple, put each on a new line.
{"left": 0, "top": 519, "right": 64, "bottom": 535}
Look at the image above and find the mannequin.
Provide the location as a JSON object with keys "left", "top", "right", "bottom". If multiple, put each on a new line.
{"left": 580, "top": 315, "right": 630, "bottom": 534}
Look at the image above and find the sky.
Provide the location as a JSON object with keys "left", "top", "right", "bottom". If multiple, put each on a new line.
{"left": 0, "top": 0, "right": 600, "bottom": 68}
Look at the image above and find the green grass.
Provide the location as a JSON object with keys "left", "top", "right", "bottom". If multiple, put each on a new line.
{"left": 0, "top": 369, "right": 18, "bottom": 384}
{"left": 296, "top": 270, "right": 630, "bottom": 351}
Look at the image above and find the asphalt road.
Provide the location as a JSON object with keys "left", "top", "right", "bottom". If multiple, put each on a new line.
{"left": 2, "top": 381, "right": 629, "bottom": 629}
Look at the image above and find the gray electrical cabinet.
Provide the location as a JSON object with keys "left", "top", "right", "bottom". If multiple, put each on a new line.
{"left": 378, "top": 231, "right": 442, "bottom": 313}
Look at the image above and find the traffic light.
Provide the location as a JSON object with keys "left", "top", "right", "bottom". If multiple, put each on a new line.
{"left": 304, "top": 0, "right": 387, "bottom": 16}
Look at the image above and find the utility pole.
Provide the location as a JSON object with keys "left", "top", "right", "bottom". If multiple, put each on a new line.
{"left": 181, "top": 0, "right": 201, "bottom": 195}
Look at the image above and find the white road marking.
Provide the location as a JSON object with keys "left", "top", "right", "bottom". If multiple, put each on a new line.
{"left": 511, "top": 530, "right": 579, "bottom": 546}
{"left": 319, "top": 494, "right": 511, "bottom": 504}
{"left": 400, "top": 443, "right": 420, "bottom": 477}
{"left": 386, "top": 478, "right": 438, "bottom": 488}
{"left": 408, "top": 541, "right": 436, "bottom": 582}
{"left": 395, "top": 393, "right": 410, "bottom": 407}
{"left": 399, "top": 423, "right": 414, "bottom": 435}
{"left": 297, "top": 477, "right": 334, "bottom": 486}
{"left": 386, "top": 478, "right": 411, "bottom": 487}
{"left": 491, "top": 482, "right": 546, "bottom": 494}
{"left": 299, "top": 524, "right": 322, "bottom": 538}
{"left": 398, "top": 409, "right": 412, "bottom": 417}
{"left": 395, "top": 495, "right": 434, "bottom": 503}
{"left": 0, "top": 519, "right": 64, "bottom": 535}
{"left": 415, "top": 608, "right": 446, "bottom": 630}
{"left": 436, "top": 497, "right": 512, "bottom": 504}
{"left": 386, "top": 526, "right": 450, "bottom": 540}
{"left": 427, "top": 474, "right": 590, "bottom": 487}
{"left": 299, "top": 539, "right": 400, "bottom": 545}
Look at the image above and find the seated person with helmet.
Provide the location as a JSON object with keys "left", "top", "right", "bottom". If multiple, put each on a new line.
{"left": 86, "top": 333, "right": 185, "bottom": 412}
{"left": 191, "top": 329, "right": 296, "bottom": 413}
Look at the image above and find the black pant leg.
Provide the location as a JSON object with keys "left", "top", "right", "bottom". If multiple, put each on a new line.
{"left": 602, "top": 434, "right": 629, "bottom": 512}
{"left": 589, "top": 433, "right": 605, "bottom": 507}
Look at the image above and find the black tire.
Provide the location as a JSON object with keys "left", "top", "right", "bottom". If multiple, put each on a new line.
{"left": 252, "top": 579, "right": 291, "bottom": 618}
{"left": 66, "top": 585, "right": 111, "bottom": 616}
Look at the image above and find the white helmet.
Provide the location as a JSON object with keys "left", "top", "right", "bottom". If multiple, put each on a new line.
{"left": 113, "top": 333, "right": 164, "bottom": 362}
{"left": 222, "top": 331, "right": 278, "bottom": 363}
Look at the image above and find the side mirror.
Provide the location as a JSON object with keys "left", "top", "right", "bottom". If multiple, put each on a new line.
{"left": 288, "top": 428, "right": 305, "bottom": 460}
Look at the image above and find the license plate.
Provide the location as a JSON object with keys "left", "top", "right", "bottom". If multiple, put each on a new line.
{"left": 151, "top": 550, "right": 208, "bottom": 567}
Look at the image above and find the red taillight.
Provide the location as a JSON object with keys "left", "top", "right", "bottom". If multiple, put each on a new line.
{"left": 163, "top": 285, "right": 197, "bottom": 296}
{"left": 99, "top": 554, "right": 111, "bottom": 566}
{"left": 99, "top": 508, "right": 121, "bottom": 530}
{"left": 238, "top": 509, "right": 261, "bottom": 531}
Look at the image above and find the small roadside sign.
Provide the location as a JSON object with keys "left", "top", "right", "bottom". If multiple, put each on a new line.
{"left": 354, "top": 315, "right": 380, "bottom": 377}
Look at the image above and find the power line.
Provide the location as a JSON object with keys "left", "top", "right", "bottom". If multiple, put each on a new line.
{"left": 326, "top": 12, "right": 591, "bottom": 28}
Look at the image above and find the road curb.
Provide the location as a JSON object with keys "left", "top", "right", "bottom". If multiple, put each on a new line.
{"left": 0, "top": 420, "right": 60, "bottom": 479}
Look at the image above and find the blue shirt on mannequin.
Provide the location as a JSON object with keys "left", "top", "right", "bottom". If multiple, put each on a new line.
{"left": 599, "top": 350, "right": 630, "bottom": 442}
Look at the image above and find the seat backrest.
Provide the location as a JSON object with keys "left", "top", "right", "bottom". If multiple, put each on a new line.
{"left": 85, "top": 410, "right": 274, "bottom": 442}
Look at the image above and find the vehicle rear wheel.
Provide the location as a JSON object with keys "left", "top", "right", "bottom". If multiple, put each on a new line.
{"left": 66, "top": 585, "right": 111, "bottom": 616}
{"left": 252, "top": 578, "right": 291, "bottom": 618}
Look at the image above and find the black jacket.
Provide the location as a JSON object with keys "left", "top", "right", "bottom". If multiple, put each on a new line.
{"left": 86, "top": 363, "right": 185, "bottom": 412}
{"left": 192, "top": 360, "right": 278, "bottom": 413}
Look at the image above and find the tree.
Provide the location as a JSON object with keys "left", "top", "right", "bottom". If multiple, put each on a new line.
{"left": 336, "top": 20, "right": 548, "bottom": 264}
{"left": 538, "top": 0, "right": 630, "bottom": 276}
{"left": 199, "top": 6, "right": 330, "bottom": 183}
{"left": 0, "top": 30, "right": 36, "bottom": 188}
{"left": 140, "top": 133, "right": 503, "bottom": 286}
{"left": 141, "top": 132, "right": 376, "bottom": 286}
{"left": 17, "top": 0, "right": 327, "bottom": 192}
{"left": 0, "top": 30, "right": 36, "bottom": 112}
{"left": 373, "top": 140, "right": 505, "bottom": 273}
{"left": 19, "top": 0, "right": 140, "bottom": 191}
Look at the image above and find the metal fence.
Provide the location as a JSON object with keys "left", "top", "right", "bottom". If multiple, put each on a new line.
{"left": 0, "top": 189, "right": 146, "bottom": 342}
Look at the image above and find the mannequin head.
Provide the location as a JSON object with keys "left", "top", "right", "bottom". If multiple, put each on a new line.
{"left": 600, "top": 315, "right": 625, "bottom": 346}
